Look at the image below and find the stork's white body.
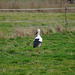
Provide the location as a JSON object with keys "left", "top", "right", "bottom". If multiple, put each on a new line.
{"left": 33, "top": 29, "right": 42, "bottom": 48}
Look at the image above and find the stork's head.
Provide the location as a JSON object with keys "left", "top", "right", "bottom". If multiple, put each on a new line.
{"left": 37, "top": 29, "right": 40, "bottom": 33}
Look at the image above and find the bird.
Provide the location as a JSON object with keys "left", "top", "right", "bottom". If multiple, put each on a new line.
{"left": 33, "top": 29, "right": 42, "bottom": 54}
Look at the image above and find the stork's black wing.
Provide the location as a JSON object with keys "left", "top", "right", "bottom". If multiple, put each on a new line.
{"left": 33, "top": 39, "right": 41, "bottom": 48}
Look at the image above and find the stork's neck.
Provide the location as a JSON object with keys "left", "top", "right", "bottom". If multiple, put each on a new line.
{"left": 37, "top": 31, "right": 40, "bottom": 37}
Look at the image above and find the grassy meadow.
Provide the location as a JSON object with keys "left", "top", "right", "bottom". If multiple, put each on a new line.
{"left": 0, "top": 12, "right": 75, "bottom": 75}
{"left": 0, "top": 32, "right": 75, "bottom": 75}
{"left": 0, "top": 12, "right": 75, "bottom": 36}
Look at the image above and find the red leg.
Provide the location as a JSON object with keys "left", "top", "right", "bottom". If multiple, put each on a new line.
{"left": 37, "top": 49, "right": 40, "bottom": 54}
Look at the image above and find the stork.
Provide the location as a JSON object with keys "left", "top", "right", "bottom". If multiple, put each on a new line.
{"left": 33, "top": 29, "right": 42, "bottom": 54}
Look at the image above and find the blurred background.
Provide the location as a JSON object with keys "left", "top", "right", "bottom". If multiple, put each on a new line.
{"left": 0, "top": 0, "right": 75, "bottom": 37}
{"left": 0, "top": 0, "right": 75, "bottom": 12}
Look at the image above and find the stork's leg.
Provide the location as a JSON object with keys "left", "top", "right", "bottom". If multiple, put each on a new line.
{"left": 37, "top": 48, "right": 40, "bottom": 54}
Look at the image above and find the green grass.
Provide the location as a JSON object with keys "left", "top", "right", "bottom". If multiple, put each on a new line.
{"left": 0, "top": 12, "right": 74, "bottom": 27}
{"left": 0, "top": 12, "right": 75, "bottom": 75}
{"left": 0, "top": 12, "right": 75, "bottom": 36}
{"left": 0, "top": 32, "right": 75, "bottom": 75}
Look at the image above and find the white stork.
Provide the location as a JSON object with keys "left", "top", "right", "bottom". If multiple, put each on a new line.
{"left": 33, "top": 29, "right": 42, "bottom": 54}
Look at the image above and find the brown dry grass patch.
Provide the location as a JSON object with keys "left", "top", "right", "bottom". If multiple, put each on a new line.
{"left": 56, "top": 23, "right": 65, "bottom": 32}
{"left": 11, "top": 26, "right": 57, "bottom": 38}
{"left": 0, "top": 30, "right": 3, "bottom": 37}
{"left": 12, "top": 27, "right": 37, "bottom": 37}
{"left": 70, "top": 27, "right": 75, "bottom": 32}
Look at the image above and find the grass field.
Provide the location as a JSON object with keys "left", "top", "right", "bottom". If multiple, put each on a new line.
{"left": 0, "top": 32, "right": 75, "bottom": 75}
{"left": 0, "top": 12, "right": 75, "bottom": 37}
{"left": 0, "top": 12, "right": 75, "bottom": 75}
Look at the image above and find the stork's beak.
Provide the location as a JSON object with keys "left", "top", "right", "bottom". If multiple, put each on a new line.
{"left": 35, "top": 31, "right": 38, "bottom": 35}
